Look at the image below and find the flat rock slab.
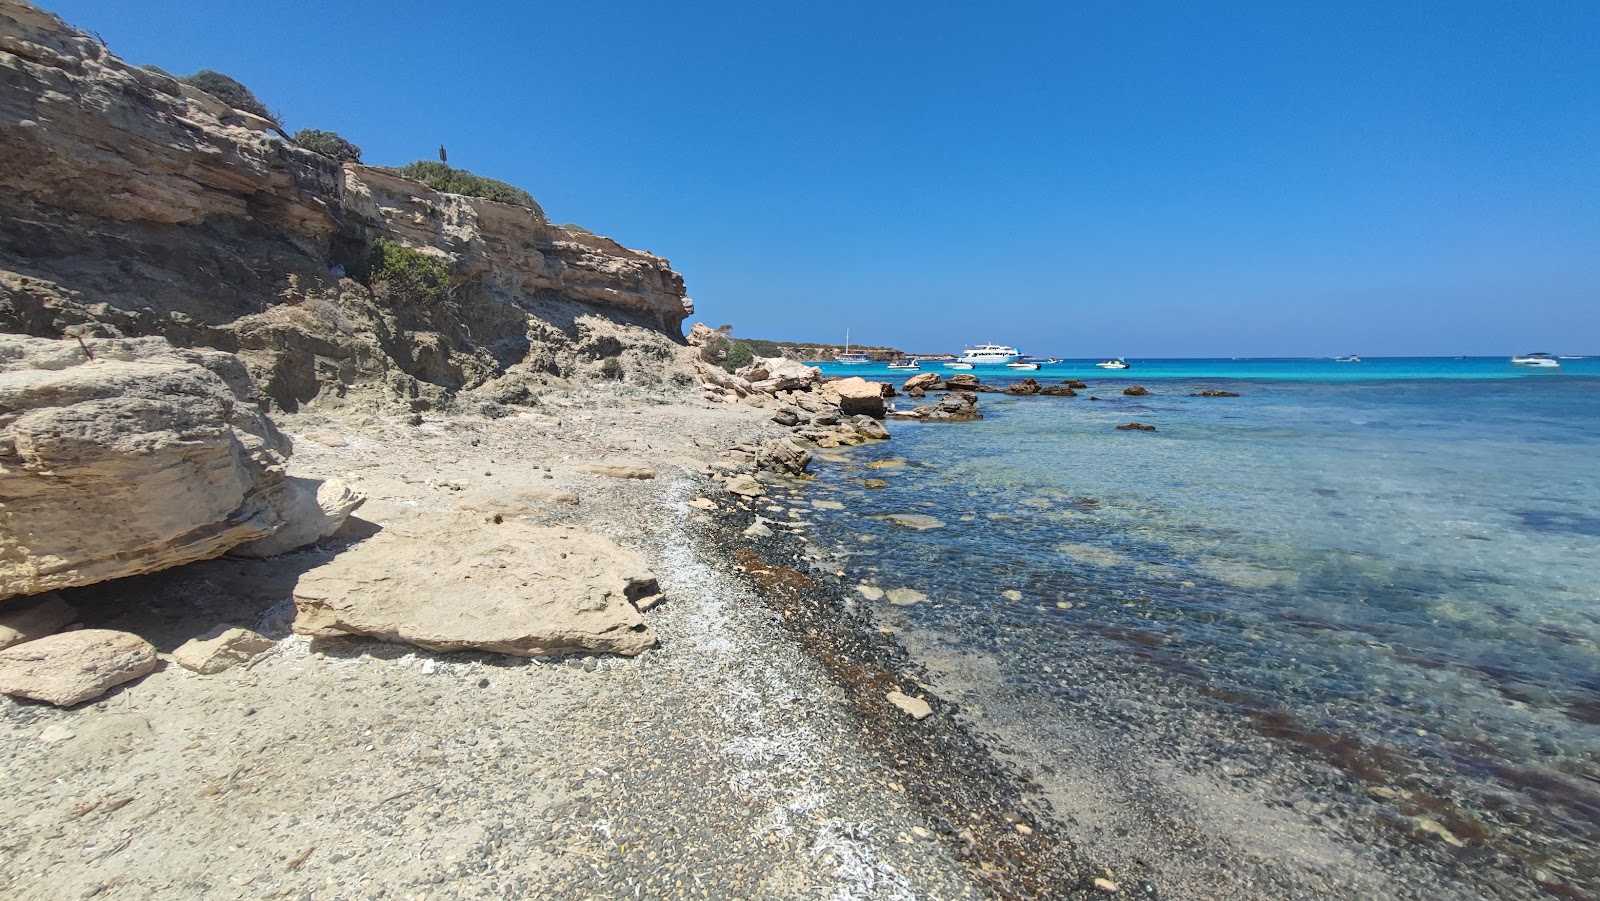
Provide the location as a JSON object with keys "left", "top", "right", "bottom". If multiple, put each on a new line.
{"left": 577, "top": 461, "right": 656, "bottom": 480}
{"left": 886, "top": 587, "right": 928, "bottom": 606}
{"left": 292, "top": 520, "right": 659, "bottom": 657}
{"left": 886, "top": 513, "right": 945, "bottom": 530}
{"left": 0, "top": 592, "right": 77, "bottom": 649}
{"left": 0, "top": 629, "right": 158, "bottom": 706}
{"left": 172, "top": 626, "right": 275, "bottom": 674}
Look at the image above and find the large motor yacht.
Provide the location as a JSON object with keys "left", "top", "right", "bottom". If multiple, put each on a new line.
{"left": 957, "top": 343, "right": 1021, "bottom": 365}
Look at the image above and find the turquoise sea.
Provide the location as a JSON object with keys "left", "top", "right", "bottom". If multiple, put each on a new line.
{"left": 803, "top": 357, "right": 1599, "bottom": 898}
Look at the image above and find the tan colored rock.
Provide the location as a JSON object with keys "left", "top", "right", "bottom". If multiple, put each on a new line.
{"left": 886, "top": 690, "right": 933, "bottom": 721}
{"left": 0, "top": 335, "right": 292, "bottom": 600}
{"left": 172, "top": 626, "right": 275, "bottom": 675}
{"left": 688, "top": 497, "right": 717, "bottom": 510}
{"left": 725, "top": 474, "right": 766, "bottom": 497}
{"left": 886, "top": 587, "right": 928, "bottom": 606}
{"left": 754, "top": 437, "right": 811, "bottom": 475}
{"left": 901, "top": 372, "right": 941, "bottom": 391}
{"left": 886, "top": 513, "right": 945, "bottom": 530}
{"left": 740, "top": 357, "right": 821, "bottom": 393}
{"left": 231, "top": 478, "right": 365, "bottom": 558}
{"left": 0, "top": 592, "right": 76, "bottom": 649}
{"left": 578, "top": 460, "right": 656, "bottom": 480}
{"left": 292, "top": 521, "right": 658, "bottom": 656}
{"left": 823, "top": 377, "right": 888, "bottom": 418}
{"left": 856, "top": 584, "right": 885, "bottom": 601}
{"left": 0, "top": 629, "right": 158, "bottom": 706}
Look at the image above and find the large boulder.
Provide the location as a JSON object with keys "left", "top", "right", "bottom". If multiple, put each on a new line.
{"left": 0, "top": 335, "right": 292, "bottom": 600}
{"left": 0, "top": 629, "right": 158, "bottom": 706}
{"left": 944, "top": 373, "right": 981, "bottom": 390}
{"left": 292, "top": 521, "right": 660, "bottom": 657}
{"left": 902, "top": 372, "right": 941, "bottom": 392}
{"left": 740, "top": 356, "right": 821, "bottom": 393}
{"left": 1006, "top": 378, "right": 1042, "bottom": 396}
{"left": 823, "top": 376, "right": 888, "bottom": 419}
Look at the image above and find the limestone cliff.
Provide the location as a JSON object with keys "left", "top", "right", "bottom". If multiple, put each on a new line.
{"left": 0, "top": 0, "right": 693, "bottom": 411}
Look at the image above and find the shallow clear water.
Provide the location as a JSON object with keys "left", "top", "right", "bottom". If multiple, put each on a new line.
{"left": 802, "top": 362, "right": 1600, "bottom": 897}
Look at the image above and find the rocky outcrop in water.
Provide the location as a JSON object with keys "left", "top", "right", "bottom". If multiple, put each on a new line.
{"left": 0, "top": 0, "right": 692, "bottom": 411}
{"left": 890, "top": 391, "right": 981, "bottom": 422}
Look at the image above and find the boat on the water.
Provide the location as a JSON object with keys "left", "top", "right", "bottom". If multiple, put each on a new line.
{"left": 833, "top": 330, "right": 871, "bottom": 364}
{"left": 1511, "top": 352, "right": 1561, "bottom": 368}
{"left": 1096, "top": 357, "right": 1130, "bottom": 370}
{"left": 1335, "top": 355, "right": 1361, "bottom": 363}
{"left": 886, "top": 357, "right": 920, "bottom": 371}
{"left": 943, "top": 361, "right": 974, "bottom": 369}
{"left": 1007, "top": 361, "right": 1041, "bottom": 370}
{"left": 957, "top": 343, "right": 1021, "bottom": 365}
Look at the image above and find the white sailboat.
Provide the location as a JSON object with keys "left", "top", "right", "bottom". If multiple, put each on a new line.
{"left": 834, "top": 330, "right": 870, "bottom": 364}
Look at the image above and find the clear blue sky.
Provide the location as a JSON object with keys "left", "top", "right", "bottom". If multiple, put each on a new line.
{"left": 45, "top": 0, "right": 1599, "bottom": 356}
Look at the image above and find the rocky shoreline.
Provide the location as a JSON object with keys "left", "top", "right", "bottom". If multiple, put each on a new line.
{"left": 0, "top": 368, "right": 1125, "bottom": 901}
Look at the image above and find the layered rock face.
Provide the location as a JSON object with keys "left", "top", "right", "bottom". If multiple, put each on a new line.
{"left": 0, "top": 334, "right": 295, "bottom": 600}
{"left": 0, "top": 0, "right": 692, "bottom": 410}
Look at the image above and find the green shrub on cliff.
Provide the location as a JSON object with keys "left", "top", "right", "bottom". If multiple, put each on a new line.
{"left": 722, "top": 340, "right": 754, "bottom": 373}
{"left": 395, "top": 161, "right": 536, "bottom": 208}
{"left": 179, "top": 69, "right": 281, "bottom": 127}
{"left": 351, "top": 239, "right": 451, "bottom": 307}
{"left": 293, "top": 129, "right": 362, "bottom": 163}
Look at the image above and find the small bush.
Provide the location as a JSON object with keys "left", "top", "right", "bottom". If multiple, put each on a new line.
{"left": 721, "top": 340, "right": 754, "bottom": 373}
{"left": 350, "top": 239, "right": 451, "bottom": 306}
{"left": 180, "top": 69, "right": 280, "bottom": 127}
{"left": 699, "top": 333, "right": 729, "bottom": 365}
{"left": 294, "top": 129, "right": 362, "bottom": 163}
{"left": 394, "top": 161, "right": 536, "bottom": 208}
{"left": 598, "top": 358, "right": 624, "bottom": 380}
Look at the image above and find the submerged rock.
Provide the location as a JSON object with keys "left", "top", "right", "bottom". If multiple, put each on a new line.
{"left": 1116, "top": 422, "right": 1157, "bottom": 431}
{"left": 292, "top": 521, "right": 659, "bottom": 657}
{"left": 886, "top": 513, "right": 945, "bottom": 530}
{"left": 1192, "top": 389, "right": 1241, "bottom": 397}
{"left": 1123, "top": 385, "right": 1150, "bottom": 396}
{"left": 0, "top": 629, "right": 158, "bottom": 706}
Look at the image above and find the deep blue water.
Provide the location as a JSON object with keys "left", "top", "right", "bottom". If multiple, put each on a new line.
{"left": 800, "top": 360, "right": 1600, "bottom": 897}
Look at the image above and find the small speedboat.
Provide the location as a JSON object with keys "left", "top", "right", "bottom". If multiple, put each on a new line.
{"left": 1511, "top": 352, "right": 1561, "bottom": 368}
{"left": 1007, "top": 361, "right": 1041, "bottom": 370}
{"left": 886, "top": 357, "right": 920, "bottom": 371}
{"left": 1096, "top": 357, "right": 1129, "bottom": 370}
{"left": 943, "top": 361, "right": 974, "bottom": 369}
{"left": 1335, "top": 355, "right": 1361, "bottom": 363}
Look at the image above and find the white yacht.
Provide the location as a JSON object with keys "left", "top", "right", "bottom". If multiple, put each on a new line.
{"left": 942, "top": 361, "right": 974, "bottom": 369}
{"left": 957, "top": 343, "right": 1021, "bottom": 365}
{"left": 1096, "top": 357, "right": 1130, "bottom": 370}
{"left": 833, "top": 330, "right": 871, "bottom": 364}
{"left": 1335, "top": 355, "right": 1361, "bottom": 363}
{"left": 1006, "top": 361, "right": 1041, "bottom": 370}
{"left": 1511, "top": 352, "right": 1561, "bottom": 368}
{"left": 886, "top": 357, "right": 920, "bottom": 371}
